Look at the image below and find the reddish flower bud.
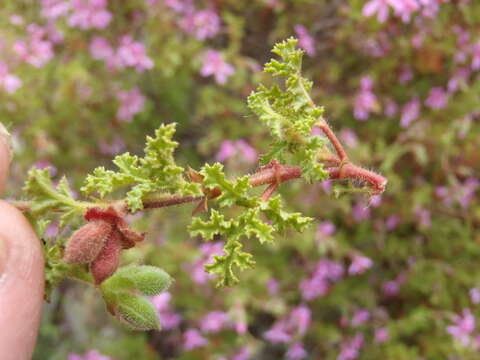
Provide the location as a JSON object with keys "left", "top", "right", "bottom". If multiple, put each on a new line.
{"left": 116, "top": 217, "right": 145, "bottom": 249}
{"left": 91, "top": 230, "right": 123, "bottom": 285}
{"left": 63, "top": 220, "right": 113, "bottom": 264}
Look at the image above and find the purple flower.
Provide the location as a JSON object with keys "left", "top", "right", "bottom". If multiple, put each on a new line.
{"left": 353, "top": 77, "right": 378, "bottom": 121}
{"left": 384, "top": 98, "right": 398, "bottom": 118}
{"left": 116, "top": 87, "right": 146, "bottom": 122}
{"left": 264, "top": 321, "right": 292, "bottom": 344}
{"left": 470, "top": 288, "right": 480, "bottom": 304}
{"left": 187, "top": 10, "right": 221, "bottom": 40}
{"left": 286, "top": 342, "right": 307, "bottom": 360}
{"left": 116, "top": 35, "right": 154, "bottom": 72}
{"left": 385, "top": 214, "right": 401, "bottom": 231}
{"left": 471, "top": 41, "right": 480, "bottom": 70}
{"left": 352, "top": 203, "right": 371, "bottom": 222}
{"left": 41, "top": 0, "right": 71, "bottom": 19}
{"left": 0, "top": 63, "right": 22, "bottom": 94}
{"left": 267, "top": 278, "right": 279, "bottom": 295}
{"left": 400, "top": 97, "right": 420, "bottom": 128}
{"left": 232, "top": 347, "right": 250, "bottom": 360}
{"left": 151, "top": 292, "right": 182, "bottom": 330}
{"left": 374, "top": 327, "right": 389, "bottom": 343}
{"left": 339, "top": 128, "right": 358, "bottom": 148}
{"left": 447, "top": 308, "right": 476, "bottom": 347}
{"left": 338, "top": 333, "right": 364, "bottom": 360}
{"left": 200, "top": 50, "right": 235, "bottom": 85}
{"left": 349, "top": 255, "right": 373, "bottom": 275}
{"left": 351, "top": 309, "right": 370, "bottom": 327}
{"left": 89, "top": 36, "right": 114, "bottom": 61}
{"left": 68, "top": 0, "right": 112, "bottom": 30}
{"left": 216, "top": 139, "right": 257, "bottom": 163}
{"left": 425, "top": 87, "right": 448, "bottom": 109}
{"left": 363, "top": 0, "right": 391, "bottom": 22}
{"left": 300, "top": 276, "right": 329, "bottom": 300}
{"left": 200, "top": 311, "right": 230, "bottom": 334}
{"left": 183, "top": 329, "right": 208, "bottom": 351}
{"left": 448, "top": 67, "right": 470, "bottom": 93}
{"left": 14, "top": 25, "right": 55, "bottom": 68}
{"left": 301, "top": 259, "right": 343, "bottom": 300}
{"left": 317, "top": 221, "right": 336, "bottom": 239}
{"left": 236, "top": 139, "right": 258, "bottom": 163}
{"left": 289, "top": 305, "right": 311, "bottom": 335}
{"left": 294, "top": 25, "right": 315, "bottom": 56}
{"left": 382, "top": 279, "right": 401, "bottom": 297}
{"left": 190, "top": 242, "right": 224, "bottom": 284}
{"left": 216, "top": 140, "right": 236, "bottom": 162}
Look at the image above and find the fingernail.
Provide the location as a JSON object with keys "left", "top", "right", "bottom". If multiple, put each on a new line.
{"left": 0, "top": 122, "right": 12, "bottom": 163}
{"left": 0, "top": 235, "right": 9, "bottom": 277}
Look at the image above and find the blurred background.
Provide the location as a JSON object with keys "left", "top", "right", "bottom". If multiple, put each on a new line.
{"left": 1, "top": 0, "right": 480, "bottom": 359}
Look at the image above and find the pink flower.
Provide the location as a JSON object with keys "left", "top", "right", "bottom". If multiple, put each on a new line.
{"left": 286, "top": 342, "right": 307, "bottom": 360}
{"left": 264, "top": 321, "right": 292, "bottom": 344}
{"left": 267, "top": 279, "right": 279, "bottom": 295}
{"left": 352, "top": 203, "right": 371, "bottom": 222}
{"left": 151, "top": 292, "right": 182, "bottom": 330}
{"left": 425, "top": 87, "right": 448, "bottom": 109}
{"left": 415, "top": 207, "right": 431, "bottom": 228}
{"left": 183, "top": 329, "right": 208, "bottom": 351}
{"left": 200, "top": 311, "right": 230, "bottom": 333}
{"left": 116, "top": 87, "right": 146, "bottom": 122}
{"left": 216, "top": 140, "right": 236, "bottom": 162}
{"left": 301, "top": 259, "right": 343, "bottom": 300}
{"left": 447, "top": 309, "right": 476, "bottom": 347}
{"left": 363, "top": 0, "right": 391, "bottom": 22}
{"left": 89, "top": 36, "right": 114, "bottom": 61}
{"left": 339, "top": 129, "right": 358, "bottom": 148}
{"left": 68, "top": 0, "right": 112, "bottom": 30}
{"left": 188, "top": 10, "right": 221, "bottom": 40}
{"left": 216, "top": 139, "right": 257, "bottom": 163}
{"left": 41, "top": 0, "right": 70, "bottom": 19}
{"left": 0, "top": 63, "right": 22, "bottom": 94}
{"left": 317, "top": 221, "right": 336, "bottom": 239}
{"left": 116, "top": 36, "right": 154, "bottom": 72}
{"left": 200, "top": 50, "right": 235, "bottom": 85}
{"left": 470, "top": 288, "right": 480, "bottom": 304}
{"left": 374, "top": 327, "right": 389, "bottom": 343}
{"left": 348, "top": 255, "right": 373, "bottom": 275}
{"left": 338, "top": 333, "right": 364, "bottom": 360}
{"left": 190, "top": 242, "right": 224, "bottom": 284}
{"left": 351, "top": 309, "right": 370, "bottom": 327}
{"left": 294, "top": 25, "right": 315, "bottom": 56}
{"left": 289, "top": 305, "right": 311, "bottom": 335}
{"left": 400, "top": 97, "right": 420, "bottom": 128}
{"left": 353, "top": 76, "right": 378, "bottom": 121}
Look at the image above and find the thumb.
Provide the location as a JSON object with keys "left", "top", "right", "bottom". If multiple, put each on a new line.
{"left": 0, "top": 124, "right": 44, "bottom": 360}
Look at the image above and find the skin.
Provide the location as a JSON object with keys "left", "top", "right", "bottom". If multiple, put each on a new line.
{"left": 0, "top": 131, "right": 44, "bottom": 360}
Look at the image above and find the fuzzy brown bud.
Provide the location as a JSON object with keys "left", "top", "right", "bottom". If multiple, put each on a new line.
{"left": 91, "top": 230, "right": 122, "bottom": 285}
{"left": 63, "top": 220, "right": 113, "bottom": 264}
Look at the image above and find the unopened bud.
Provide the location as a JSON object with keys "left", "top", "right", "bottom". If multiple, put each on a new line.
{"left": 91, "top": 230, "right": 122, "bottom": 285}
{"left": 63, "top": 220, "right": 113, "bottom": 264}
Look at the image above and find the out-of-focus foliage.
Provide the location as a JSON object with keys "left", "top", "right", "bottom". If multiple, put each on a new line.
{"left": 1, "top": 0, "right": 479, "bottom": 359}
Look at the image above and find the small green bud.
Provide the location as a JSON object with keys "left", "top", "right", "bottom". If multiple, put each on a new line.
{"left": 102, "top": 265, "right": 172, "bottom": 296}
{"left": 115, "top": 293, "right": 160, "bottom": 331}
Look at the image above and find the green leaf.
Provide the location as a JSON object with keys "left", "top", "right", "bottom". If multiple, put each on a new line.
{"left": 189, "top": 209, "right": 232, "bottom": 240}
{"left": 239, "top": 208, "right": 274, "bottom": 244}
{"left": 23, "top": 168, "right": 85, "bottom": 227}
{"left": 200, "top": 163, "right": 256, "bottom": 208}
{"left": 260, "top": 195, "right": 313, "bottom": 233}
{"left": 205, "top": 240, "right": 255, "bottom": 287}
{"left": 81, "top": 123, "right": 201, "bottom": 212}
